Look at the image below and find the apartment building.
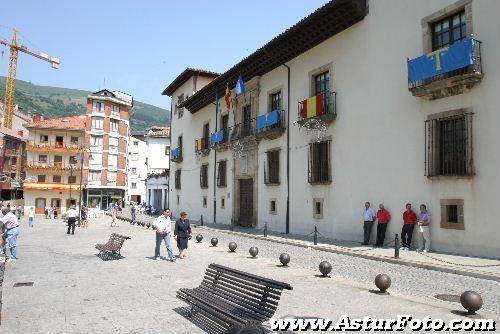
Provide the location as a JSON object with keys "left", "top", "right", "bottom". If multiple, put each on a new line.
{"left": 23, "top": 115, "right": 85, "bottom": 215}
{"left": 0, "top": 103, "right": 30, "bottom": 204}
{"left": 127, "top": 134, "right": 147, "bottom": 204}
{"left": 83, "top": 90, "right": 133, "bottom": 209}
{"left": 144, "top": 126, "right": 170, "bottom": 213}
{"left": 164, "top": 0, "right": 500, "bottom": 258}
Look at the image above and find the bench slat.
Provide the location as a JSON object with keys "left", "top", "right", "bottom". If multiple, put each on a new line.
{"left": 205, "top": 269, "right": 283, "bottom": 298}
{"left": 209, "top": 263, "right": 292, "bottom": 290}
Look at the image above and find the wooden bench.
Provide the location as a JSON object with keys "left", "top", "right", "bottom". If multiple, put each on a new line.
{"left": 177, "top": 263, "right": 292, "bottom": 334}
{"left": 95, "top": 233, "right": 130, "bottom": 256}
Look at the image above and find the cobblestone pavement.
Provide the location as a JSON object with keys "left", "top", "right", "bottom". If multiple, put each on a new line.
{"left": 0, "top": 215, "right": 498, "bottom": 333}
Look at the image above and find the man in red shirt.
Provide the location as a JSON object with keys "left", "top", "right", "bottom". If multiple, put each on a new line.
{"left": 401, "top": 203, "right": 417, "bottom": 250}
{"left": 375, "top": 204, "right": 391, "bottom": 247}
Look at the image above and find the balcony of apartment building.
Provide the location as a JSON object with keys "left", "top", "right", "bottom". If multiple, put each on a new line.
{"left": 194, "top": 137, "right": 210, "bottom": 157}
{"left": 25, "top": 159, "right": 82, "bottom": 172}
{"left": 255, "top": 109, "right": 286, "bottom": 140}
{"left": 229, "top": 118, "right": 257, "bottom": 144}
{"left": 408, "top": 38, "right": 482, "bottom": 100}
{"left": 171, "top": 147, "right": 183, "bottom": 163}
{"left": 297, "top": 90, "right": 337, "bottom": 126}
{"left": 27, "top": 138, "right": 83, "bottom": 154}
{"left": 23, "top": 181, "right": 81, "bottom": 191}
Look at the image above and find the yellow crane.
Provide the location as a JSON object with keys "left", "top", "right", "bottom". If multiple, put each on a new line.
{"left": 0, "top": 29, "right": 60, "bottom": 128}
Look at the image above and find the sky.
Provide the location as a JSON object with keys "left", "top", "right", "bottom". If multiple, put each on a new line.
{"left": 0, "top": 0, "right": 329, "bottom": 109}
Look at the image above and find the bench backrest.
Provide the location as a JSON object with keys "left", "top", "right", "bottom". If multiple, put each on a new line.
{"left": 202, "top": 263, "right": 292, "bottom": 321}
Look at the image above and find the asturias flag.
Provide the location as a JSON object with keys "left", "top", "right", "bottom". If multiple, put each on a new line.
{"left": 235, "top": 74, "right": 245, "bottom": 95}
{"left": 225, "top": 84, "right": 231, "bottom": 110}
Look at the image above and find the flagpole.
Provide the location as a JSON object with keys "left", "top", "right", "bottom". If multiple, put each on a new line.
{"left": 213, "top": 92, "right": 218, "bottom": 224}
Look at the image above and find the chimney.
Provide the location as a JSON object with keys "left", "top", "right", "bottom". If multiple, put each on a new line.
{"left": 17, "top": 130, "right": 23, "bottom": 137}
{"left": 32, "top": 114, "right": 44, "bottom": 123}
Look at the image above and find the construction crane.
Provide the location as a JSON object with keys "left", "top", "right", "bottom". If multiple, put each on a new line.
{"left": 0, "top": 29, "right": 60, "bottom": 128}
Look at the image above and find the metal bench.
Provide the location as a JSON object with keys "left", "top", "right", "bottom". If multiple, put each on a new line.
{"left": 95, "top": 233, "right": 130, "bottom": 256}
{"left": 177, "top": 263, "right": 292, "bottom": 334}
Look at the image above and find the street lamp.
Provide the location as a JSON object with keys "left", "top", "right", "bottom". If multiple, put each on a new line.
{"left": 76, "top": 154, "right": 84, "bottom": 214}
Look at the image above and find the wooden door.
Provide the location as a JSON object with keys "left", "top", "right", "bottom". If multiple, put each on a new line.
{"left": 35, "top": 198, "right": 46, "bottom": 214}
{"left": 238, "top": 178, "right": 253, "bottom": 227}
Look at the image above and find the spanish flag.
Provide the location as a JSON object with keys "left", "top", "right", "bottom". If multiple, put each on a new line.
{"left": 300, "top": 93, "right": 324, "bottom": 119}
{"left": 225, "top": 84, "right": 231, "bottom": 111}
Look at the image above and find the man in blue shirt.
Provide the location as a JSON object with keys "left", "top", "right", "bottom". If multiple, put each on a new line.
{"left": 362, "top": 202, "right": 376, "bottom": 245}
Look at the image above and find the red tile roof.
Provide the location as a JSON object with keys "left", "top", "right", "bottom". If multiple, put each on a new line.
{"left": 25, "top": 115, "right": 86, "bottom": 130}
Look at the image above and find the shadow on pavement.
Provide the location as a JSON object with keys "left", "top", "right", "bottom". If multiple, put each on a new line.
{"left": 95, "top": 253, "right": 124, "bottom": 261}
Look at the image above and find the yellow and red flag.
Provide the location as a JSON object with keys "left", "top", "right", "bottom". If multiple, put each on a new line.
{"left": 225, "top": 84, "right": 231, "bottom": 111}
{"left": 300, "top": 93, "right": 324, "bottom": 119}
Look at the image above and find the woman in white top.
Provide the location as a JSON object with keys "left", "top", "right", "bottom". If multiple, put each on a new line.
{"left": 28, "top": 207, "right": 35, "bottom": 227}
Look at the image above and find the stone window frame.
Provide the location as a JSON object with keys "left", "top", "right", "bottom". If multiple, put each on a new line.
{"left": 425, "top": 108, "right": 474, "bottom": 178}
{"left": 308, "top": 62, "right": 333, "bottom": 98}
{"left": 421, "top": 0, "right": 473, "bottom": 54}
{"left": 440, "top": 199, "right": 464, "bottom": 230}
{"left": 267, "top": 85, "right": 284, "bottom": 113}
{"left": 313, "top": 198, "right": 324, "bottom": 220}
{"left": 269, "top": 198, "right": 277, "bottom": 215}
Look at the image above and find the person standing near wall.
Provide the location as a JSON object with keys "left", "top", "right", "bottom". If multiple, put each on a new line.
{"left": 66, "top": 206, "right": 78, "bottom": 235}
{"left": 375, "top": 204, "right": 391, "bottom": 247}
{"left": 417, "top": 204, "right": 431, "bottom": 252}
{"left": 362, "top": 202, "right": 376, "bottom": 245}
{"left": 401, "top": 203, "right": 417, "bottom": 250}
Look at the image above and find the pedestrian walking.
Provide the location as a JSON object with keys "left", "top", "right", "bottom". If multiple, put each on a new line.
{"left": 417, "top": 204, "right": 431, "bottom": 252}
{"left": 111, "top": 204, "right": 118, "bottom": 227}
{"left": 401, "top": 203, "right": 417, "bottom": 250}
{"left": 28, "top": 207, "right": 35, "bottom": 227}
{"left": 153, "top": 208, "right": 176, "bottom": 261}
{"left": 66, "top": 206, "right": 78, "bottom": 235}
{"left": 362, "top": 202, "right": 376, "bottom": 245}
{"left": 375, "top": 204, "right": 391, "bottom": 247}
{"left": 1, "top": 207, "right": 20, "bottom": 262}
{"left": 45, "top": 206, "right": 49, "bottom": 219}
{"left": 80, "top": 206, "right": 88, "bottom": 228}
{"left": 174, "top": 211, "right": 191, "bottom": 259}
{"left": 131, "top": 204, "right": 136, "bottom": 224}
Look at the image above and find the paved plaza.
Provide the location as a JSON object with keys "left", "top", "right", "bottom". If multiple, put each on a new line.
{"left": 0, "top": 215, "right": 499, "bottom": 333}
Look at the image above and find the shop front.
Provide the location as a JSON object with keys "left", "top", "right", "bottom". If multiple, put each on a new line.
{"left": 85, "top": 189, "right": 124, "bottom": 210}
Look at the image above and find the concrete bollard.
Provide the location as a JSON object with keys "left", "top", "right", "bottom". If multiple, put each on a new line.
{"left": 200, "top": 215, "right": 204, "bottom": 226}
{"left": 264, "top": 222, "right": 268, "bottom": 237}
{"left": 314, "top": 226, "right": 318, "bottom": 245}
{"left": 394, "top": 234, "right": 400, "bottom": 258}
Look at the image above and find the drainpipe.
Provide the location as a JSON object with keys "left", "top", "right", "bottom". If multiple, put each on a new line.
{"left": 283, "top": 63, "right": 291, "bottom": 234}
{"left": 167, "top": 97, "right": 173, "bottom": 209}
{"left": 213, "top": 96, "right": 218, "bottom": 224}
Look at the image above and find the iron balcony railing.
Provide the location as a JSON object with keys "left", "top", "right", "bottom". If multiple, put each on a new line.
{"left": 256, "top": 109, "right": 286, "bottom": 134}
{"left": 230, "top": 118, "right": 256, "bottom": 141}
{"left": 194, "top": 137, "right": 210, "bottom": 152}
{"left": 298, "top": 90, "right": 337, "bottom": 122}
{"left": 408, "top": 38, "right": 482, "bottom": 91}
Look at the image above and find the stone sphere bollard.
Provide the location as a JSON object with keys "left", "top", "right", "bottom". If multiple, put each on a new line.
{"left": 279, "top": 253, "right": 290, "bottom": 266}
{"left": 460, "top": 291, "right": 483, "bottom": 315}
{"left": 141, "top": 221, "right": 145, "bottom": 227}
{"left": 196, "top": 234, "right": 203, "bottom": 243}
{"left": 146, "top": 222, "right": 151, "bottom": 228}
{"left": 152, "top": 225, "right": 156, "bottom": 230}
{"left": 249, "top": 247, "right": 259, "bottom": 258}
{"left": 375, "top": 274, "right": 391, "bottom": 293}
{"left": 228, "top": 242, "right": 237, "bottom": 252}
{"left": 318, "top": 261, "right": 332, "bottom": 277}
{"left": 211, "top": 237, "right": 218, "bottom": 247}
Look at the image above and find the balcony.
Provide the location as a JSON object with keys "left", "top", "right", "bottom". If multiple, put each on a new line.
{"left": 210, "top": 129, "right": 229, "bottom": 152}
{"left": 4, "top": 148, "right": 20, "bottom": 156}
{"left": 229, "top": 119, "right": 257, "bottom": 143}
{"left": 25, "top": 161, "right": 81, "bottom": 172}
{"left": 256, "top": 109, "right": 286, "bottom": 140}
{"left": 194, "top": 137, "right": 210, "bottom": 157}
{"left": 27, "top": 141, "right": 83, "bottom": 153}
{"left": 297, "top": 90, "right": 337, "bottom": 125}
{"left": 171, "top": 147, "right": 183, "bottom": 163}
{"left": 408, "top": 38, "right": 483, "bottom": 100}
{"left": 23, "top": 182, "right": 81, "bottom": 191}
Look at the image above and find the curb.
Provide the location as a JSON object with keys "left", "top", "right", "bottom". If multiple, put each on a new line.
{"left": 196, "top": 226, "right": 500, "bottom": 283}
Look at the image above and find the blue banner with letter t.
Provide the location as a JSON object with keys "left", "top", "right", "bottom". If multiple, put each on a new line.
{"left": 408, "top": 38, "right": 475, "bottom": 84}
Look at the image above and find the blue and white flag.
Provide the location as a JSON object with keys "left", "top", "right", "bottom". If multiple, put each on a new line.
{"left": 235, "top": 74, "right": 245, "bottom": 95}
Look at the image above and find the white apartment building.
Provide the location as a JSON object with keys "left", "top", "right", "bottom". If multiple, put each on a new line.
{"left": 164, "top": 0, "right": 500, "bottom": 258}
{"left": 127, "top": 135, "right": 148, "bottom": 204}
{"left": 144, "top": 126, "right": 170, "bottom": 212}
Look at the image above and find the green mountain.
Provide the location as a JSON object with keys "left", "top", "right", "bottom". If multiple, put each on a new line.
{"left": 0, "top": 77, "right": 170, "bottom": 131}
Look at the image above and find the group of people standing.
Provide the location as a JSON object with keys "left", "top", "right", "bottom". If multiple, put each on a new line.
{"left": 152, "top": 208, "right": 191, "bottom": 262}
{"left": 363, "top": 202, "right": 431, "bottom": 252}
